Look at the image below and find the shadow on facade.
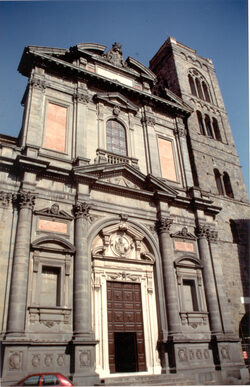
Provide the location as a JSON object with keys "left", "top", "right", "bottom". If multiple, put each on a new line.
{"left": 235, "top": 219, "right": 250, "bottom": 366}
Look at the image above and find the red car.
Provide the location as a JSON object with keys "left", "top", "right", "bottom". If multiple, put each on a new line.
{"left": 15, "top": 373, "right": 74, "bottom": 386}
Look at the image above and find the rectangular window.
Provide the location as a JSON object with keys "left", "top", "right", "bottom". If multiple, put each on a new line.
{"left": 183, "top": 279, "right": 198, "bottom": 311}
{"left": 41, "top": 266, "right": 60, "bottom": 306}
{"left": 44, "top": 103, "right": 67, "bottom": 152}
{"left": 158, "top": 138, "right": 177, "bottom": 181}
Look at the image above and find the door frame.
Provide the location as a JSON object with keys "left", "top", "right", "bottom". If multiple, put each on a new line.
{"left": 92, "top": 261, "right": 161, "bottom": 378}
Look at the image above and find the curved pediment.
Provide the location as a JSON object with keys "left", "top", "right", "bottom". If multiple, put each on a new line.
{"left": 92, "top": 221, "right": 155, "bottom": 264}
{"left": 31, "top": 235, "right": 75, "bottom": 254}
{"left": 174, "top": 256, "right": 202, "bottom": 269}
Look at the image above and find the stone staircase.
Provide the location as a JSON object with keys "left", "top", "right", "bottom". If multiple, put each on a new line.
{"left": 96, "top": 374, "right": 196, "bottom": 386}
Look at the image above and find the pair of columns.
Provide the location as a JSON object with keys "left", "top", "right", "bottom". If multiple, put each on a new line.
{"left": 156, "top": 217, "right": 222, "bottom": 336}
{"left": 6, "top": 193, "right": 92, "bottom": 340}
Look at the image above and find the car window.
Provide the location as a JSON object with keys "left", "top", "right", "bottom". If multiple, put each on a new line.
{"left": 23, "top": 375, "right": 40, "bottom": 386}
{"left": 42, "top": 375, "right": 60, "bottom": 385}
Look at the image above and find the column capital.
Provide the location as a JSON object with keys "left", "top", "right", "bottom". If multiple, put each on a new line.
{"left": 156, "top": 217, "right": 173, "bottom": 234}
{"left": 207, "top": 229, "right": 218, "bottom": 243}
{"left": 74, "top": 202, "right": 90, "bottom": 219}
{"left": 73, "top": 91, "right": 90, "bottom": 104}
{"left": 195, "top": 224, "right": 211, "bottom": 239}
{"left": 29, "top": 77, "right": 47, "bottom": 93}
{"left": 174, "top": 126, "right": 187, "bottom": 137}
{"left": 18, "top": 191, "right": 36, "bottom": 210}
{"left": 0, "top": 191, "right": 12, "bottom": 208}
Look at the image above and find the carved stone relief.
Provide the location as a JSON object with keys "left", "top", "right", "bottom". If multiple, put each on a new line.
{"left": 79, "top": 350, "right": 91, "bottom": 367}
{"left": 9, "top": 352, "right": 22, "bottom": 371}
{"left": 92, "top": 221, "right": 154, "bottom": 263}
{"left": 32, "top": 354, "right": 40, "bottom": 368}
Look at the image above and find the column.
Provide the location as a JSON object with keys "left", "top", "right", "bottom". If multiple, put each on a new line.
{"left": 72, "top": 202, "right": 99, "bottom": 386}
{"left": 73, "top": 201, "right": 93, "bottom": 339}
{"left": 156, "top": 217, "right": 181, "bottom": 335}
{"left": 195, "top": 224, "right": 222, "bottom": 334}
{"left": 7, "top": 191, "right": 35, "bottom": 335}
{"left": 207, "top": 230, "right": 235, "bottom": 334}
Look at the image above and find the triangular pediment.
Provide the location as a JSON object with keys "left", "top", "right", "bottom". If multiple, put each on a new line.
{"left": 94, "top": 92, "right": 138, "bottom": 113}
{"left": 73, "top": 163, "right": 178, "bottom": 198}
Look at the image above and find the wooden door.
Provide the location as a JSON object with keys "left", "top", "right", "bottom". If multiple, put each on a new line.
{"left": 107, "top": 281, "right": 146, "bottom": 373}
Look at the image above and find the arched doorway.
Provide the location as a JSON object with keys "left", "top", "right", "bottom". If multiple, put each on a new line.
{"left": 90, "top": 219, "right": 161, "bottom": 378}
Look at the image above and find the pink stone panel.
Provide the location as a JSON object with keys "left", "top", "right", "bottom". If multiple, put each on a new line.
{"left": 158, "top": 138, "right": 177, "bottom": 181}
{"left": 174, "top": 241, "right": 194, "bottom": 252}
{"left": 44, "top": 103, "right": 67, "bottom": 152}
{"left": 38, "top": 219, "right": 67, "bottom": 234}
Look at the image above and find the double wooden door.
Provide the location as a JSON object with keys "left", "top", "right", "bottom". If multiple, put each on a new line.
{"left": 107, "top": 281, "right": 146, "bottom": 373}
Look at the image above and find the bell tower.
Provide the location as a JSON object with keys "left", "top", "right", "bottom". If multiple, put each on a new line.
{"left": 150, "top": 37, "right": 249, "bottom": 339}
{"left": 150, "top": 37, "right": 248, "bottom": 202}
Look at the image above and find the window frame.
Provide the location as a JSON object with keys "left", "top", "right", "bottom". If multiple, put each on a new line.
{"left": 106, "top": 119, "right": 127, "bottom": 157}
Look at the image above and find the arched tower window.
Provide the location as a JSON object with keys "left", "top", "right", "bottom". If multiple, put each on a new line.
{"left": 202, "top": 81, "right": 211, "bottom": 102}
{"left": 223, "top": 172, "right": 234, "bottom": 198}
{"left": 196, "top": 111, "right": 205, "bottom": 135}
{"left": 214, "top": 169, "right": 224, "bottom": 195}
{"left": 212, "top": 117, "right": 222, "bottom": 141}
{"left": 195, "top": 78, "right": 204, "bottom": 100}
{"left": 106, "top": 119, "right": 127, "bottom": 156}
{"left": 204, "top": 115, "right": 213, "bottom": 138}
{"left": 188, "top": 69, "right": 212, "bottom": 103}
{"left": 188, "top": 75, "right": 197, "bottom": 96}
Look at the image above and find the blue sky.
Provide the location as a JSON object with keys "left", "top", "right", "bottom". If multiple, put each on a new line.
{"left": 0, "top": 0, "right": 248, "bottom": 190}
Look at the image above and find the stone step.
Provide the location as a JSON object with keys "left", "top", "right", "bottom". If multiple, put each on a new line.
{"left": 96, "top": 373, "right": 196, "bottom": 386}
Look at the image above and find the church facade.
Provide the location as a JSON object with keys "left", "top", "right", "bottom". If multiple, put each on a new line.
{"left": 0, "top": 38, "right": 249, "bottom": 385}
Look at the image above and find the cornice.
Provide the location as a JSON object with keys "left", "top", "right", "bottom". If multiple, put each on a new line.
{"left": 19, "top": 50, "right": 192, "bottom": 116}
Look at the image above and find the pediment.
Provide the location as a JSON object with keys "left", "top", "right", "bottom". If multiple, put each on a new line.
{"left": 94, "top": 92, "right": 138, "bottom": 113}
{"left": 73, "top": 163, "right": 178, "bottom": 198}
{"left": 34, "top": 203, "right": 73, "bottom": 220}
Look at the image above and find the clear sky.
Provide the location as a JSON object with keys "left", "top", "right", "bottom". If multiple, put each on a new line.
{"left": 0, "top": 0, "right": 248, "bottom": 191}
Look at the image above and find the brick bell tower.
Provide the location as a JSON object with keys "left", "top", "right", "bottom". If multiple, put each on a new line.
{"left": 150, "top": 37, "right": 250, "bottom": 363}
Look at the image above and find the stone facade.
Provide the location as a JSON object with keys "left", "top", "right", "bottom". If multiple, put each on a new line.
{"left": 0, "top": 39, "right": 249, "bottom": 385}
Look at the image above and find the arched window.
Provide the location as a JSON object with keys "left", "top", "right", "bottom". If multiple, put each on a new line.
{"left": 202, "top": 81, "right": 211, "bottom": 103}
{"left": 214, "top": 169, "right": 224, "bottom": 195}
{"left": 212, "top": 117, "right": 222, "bottom": 141}
{"left": 196, "top": 111, "right": 205, "bottom": 135}
{"left": 195, "top": 78, "right": 204, "bottom": 100}
{"left": 188, "top": 75, "right": 197, "bottom": 96}
{"left": 188, "top": 69, "right": 212, "bottom": 103}
{"left": 223, "top": 172, "right": 234, "bottom": 198}
{"left": 106, "top": 119, "right": 127, "bottom": 156}
{"left": 204, "top": 115, "right": 213, "bottom": 138}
